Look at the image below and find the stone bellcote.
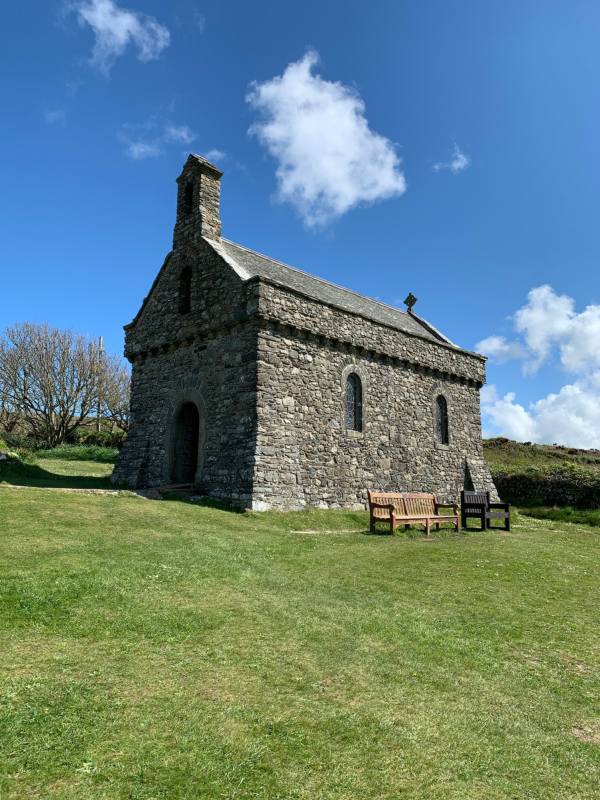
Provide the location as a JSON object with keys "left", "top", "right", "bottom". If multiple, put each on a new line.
{"left": 173, "top": 154, "right": 223, "bottom": 248}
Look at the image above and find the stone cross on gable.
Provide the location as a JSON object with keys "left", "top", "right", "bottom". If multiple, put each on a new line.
{"left": 403, "top": 293, "right": 417, "bottom": 313}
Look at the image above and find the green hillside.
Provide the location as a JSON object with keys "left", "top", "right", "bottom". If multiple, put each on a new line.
{"left": 484, "top": 437, "right": 600, "bottom": 473}
{"left": 484, "top": 438, "right": 600, "bottom": 513}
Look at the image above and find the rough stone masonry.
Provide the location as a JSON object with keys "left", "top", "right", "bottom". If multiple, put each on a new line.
{"left": 113, "top": 154, "right": 497, "bottom": 509}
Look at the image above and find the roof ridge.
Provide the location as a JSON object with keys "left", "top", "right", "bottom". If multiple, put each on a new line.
{"left": 222, "top": 237, "right": 419, "bottom": 322}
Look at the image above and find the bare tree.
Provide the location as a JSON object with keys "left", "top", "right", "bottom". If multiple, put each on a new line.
{"left": 99, "top": 355, "right": 130, "bottom": 433}
{"left": 0, "top": 387, "right": 19, "bottom": 435}
{"left": 0, "top": 323, "right": 103, "bottom": 447}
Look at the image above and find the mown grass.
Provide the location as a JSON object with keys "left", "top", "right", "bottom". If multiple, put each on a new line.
{"left": 1, "top": 459, "right": 599, "bottom": 799}
{"left": 0, "top": 457, "right": 114, "bottom": 490}
{"left": 521, "top": 506, "right": 600, "bottom": 528}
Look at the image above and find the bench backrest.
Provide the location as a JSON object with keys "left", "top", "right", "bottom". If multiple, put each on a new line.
{"left": 402, "top": 492, "right": 437, "bottom": 517}
{"left": 367, "top": 490, "right": 404, "bottom": 518}
{"left": 461, "top": 490, "right": 490, "bottom": 512}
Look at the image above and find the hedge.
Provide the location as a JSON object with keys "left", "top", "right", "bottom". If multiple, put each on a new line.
{"left": 493, "top": 467, "right": 600, "bottom": 509}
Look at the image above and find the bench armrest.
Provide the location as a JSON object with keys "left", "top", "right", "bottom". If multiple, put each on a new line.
{"left": 435, "top": 502, "right": 458, "bottom": 513}
{"left": 489, "top": 502, "right": 510, "bottom": 510}
{"left": 370, "top": 502, "right": 396, "bottom": 512}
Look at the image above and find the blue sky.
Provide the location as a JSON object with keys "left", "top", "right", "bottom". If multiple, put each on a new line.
{"left": 2, "top": 1, "right": 600, "bottom": 446}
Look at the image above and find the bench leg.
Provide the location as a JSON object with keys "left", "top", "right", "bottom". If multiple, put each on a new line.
{"left": 390, "top": 517, "right": 394, "bottom": 535}
{"left": 435, "top": 522, "right": 440, "bottom": 531}
{"left": 425, "top": 520, "right": 430, "bottom": 536}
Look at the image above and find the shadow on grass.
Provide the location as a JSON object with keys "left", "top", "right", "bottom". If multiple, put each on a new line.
{"left": 159, "top": 494, "right": 245, "bottom": 513}
{"left": 365, "top": 525, "right": 467, "bottom": 539}
{"left": 0, "top": 460, "right": 114, "bottom": 490}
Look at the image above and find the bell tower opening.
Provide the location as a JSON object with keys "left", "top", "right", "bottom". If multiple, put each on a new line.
{"left": 183, "top": 180, "right": 194, "bottom": 215}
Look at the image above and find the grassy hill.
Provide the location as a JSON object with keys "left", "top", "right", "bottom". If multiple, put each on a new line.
{"left": 1, "top": 453, "right": 600, "bottom": 798}
{"left": 484, "top": 437, "right": 600, "bottom": 473}
{"left": 484, "top": 438, "right": 600, "bottom": 513}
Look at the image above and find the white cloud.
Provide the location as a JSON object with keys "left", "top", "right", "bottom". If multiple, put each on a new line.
{"left": 482, "top": 382, "right": 600, "bottom": 449}
{"left": 479, "top": 285, "right": 600, "bottom": 448}
{"left": 556, "top": 303, "right": 600, "bottom": 373}
{"left": 204, "top": 149, "right": 226, "bottom": 163}
{"left": 70, "top": 0, "right": 170, "bottom": 75}
{"left": 513, "top": 284, "right": 575, "bottom": 373}
{"left": 118, "top": 119, "right": 200, "bottom": 160}
{"left": 476, "top": 335, "right": 524, "bottom": 363}
{"left": 164, "top": 124, "right": 196, "bottom": 145}
{"left": 123, "top": 139, "right": 162, "bottom": 159}
{"left": 193, "top": 9, "right": 206, "bottom": 33}
{"left": 433, "top": 142, "right": 470, "bottom": 174}
{"left": 481, "top": 386, "right": 538, "bottom": 442}
{"left": 483, "top": 284, "right": 600, "bottom": 376}
{"left": 246, "top": 50, "right": 406, "bottom": 227}
{"left": 44, "top": 109, "right": 67, "bottom": 126}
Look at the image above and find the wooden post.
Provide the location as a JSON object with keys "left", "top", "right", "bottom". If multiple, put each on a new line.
{"left": 96, "top": 336, "right": 104, "bottom": 434}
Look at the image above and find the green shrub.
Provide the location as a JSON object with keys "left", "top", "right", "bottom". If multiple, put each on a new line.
{"left": 493, "top": 466, "right": 600, "bottom": 509}
{"left": 71, "top": 429, "right": 126, "bottom": 448}
{"left": 1, "top": 432, "right": 39, "bottom": 451}
{"left": 35, "top": 444, "right": 119, "bottom": 463}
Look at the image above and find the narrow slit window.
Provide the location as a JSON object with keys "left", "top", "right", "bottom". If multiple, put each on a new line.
{"left": 345, "top": 373, "right": 363, "bottom": 432}
{"left": 435, "top": 395, "right": 449, "bottom": 445}
{"left": 183, "top": 181, "right": 194, "bottom": 216}
{"left": 178, "top": 265, "right": 192, "bottom": 314}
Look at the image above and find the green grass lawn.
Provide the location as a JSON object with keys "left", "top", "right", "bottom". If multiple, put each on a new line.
{"left": 1, "top": 458, "right": 599, "bottom": 799}
{"left": 0, "top": 457, "right": 114, "bottom": 489}
{"left": 521, "top": 506, "right": 600, "bottom": 528}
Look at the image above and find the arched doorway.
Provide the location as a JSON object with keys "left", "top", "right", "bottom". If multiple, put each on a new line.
{"left": 171, "top": 402, "right": 200, "bottom": 484}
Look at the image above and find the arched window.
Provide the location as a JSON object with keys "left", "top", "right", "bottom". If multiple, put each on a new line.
{"left": 178, "top": 265, "right": 192, "bottom": 314}
{"left": 345, "top": 373, "right": 363, "bottom": 432}
{"left": 434, "top": 395, "right": 449, "bottom": 445}
{"left": 183, "top": 180, "right": 194, "bottom": 215}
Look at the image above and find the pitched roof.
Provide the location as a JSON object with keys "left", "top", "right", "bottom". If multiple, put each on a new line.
{"left": 210, "top": 237, "right": 456, "bottom": 347}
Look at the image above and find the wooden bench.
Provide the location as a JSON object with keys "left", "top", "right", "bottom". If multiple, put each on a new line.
{"left": 368, "top": 490, "right": 459, "bottom": 535}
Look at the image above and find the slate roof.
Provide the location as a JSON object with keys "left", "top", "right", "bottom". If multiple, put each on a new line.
{"left": 213, "top": 238, "right": 456, "bottom": 347}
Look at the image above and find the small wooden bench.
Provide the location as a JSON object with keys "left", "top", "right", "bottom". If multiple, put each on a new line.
{"left": 368, "top": 490, "right": 459, "bottom": 535}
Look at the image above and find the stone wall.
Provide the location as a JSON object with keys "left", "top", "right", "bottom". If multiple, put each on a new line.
{"left": 113, "top": 326, "right": 257, "bottom": 502}
{"left": 251, "top": 280, "right": 486, "bottom": 385}
{"left": 251, "top": 281, "right": 491, "bottom": 510}
{"left": 113, "top": 237, "right": 259, "bottom": 502}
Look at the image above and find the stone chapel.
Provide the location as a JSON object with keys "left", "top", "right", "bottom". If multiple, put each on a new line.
{"left": 113, "top": 154, "right": 497, "bottom": 509}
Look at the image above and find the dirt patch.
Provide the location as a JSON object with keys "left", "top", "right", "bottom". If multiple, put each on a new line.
{"left": 0, "top": 484, "right": 140, "bottom": 497}
{"left": 290, "top": 528, "right": 364, "bottom": 535}
{"left": 572, "top": 724, "right": 600, "bottom": 744}
{"left": 560, "top": 654, "right": 592, "bottom": 675}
